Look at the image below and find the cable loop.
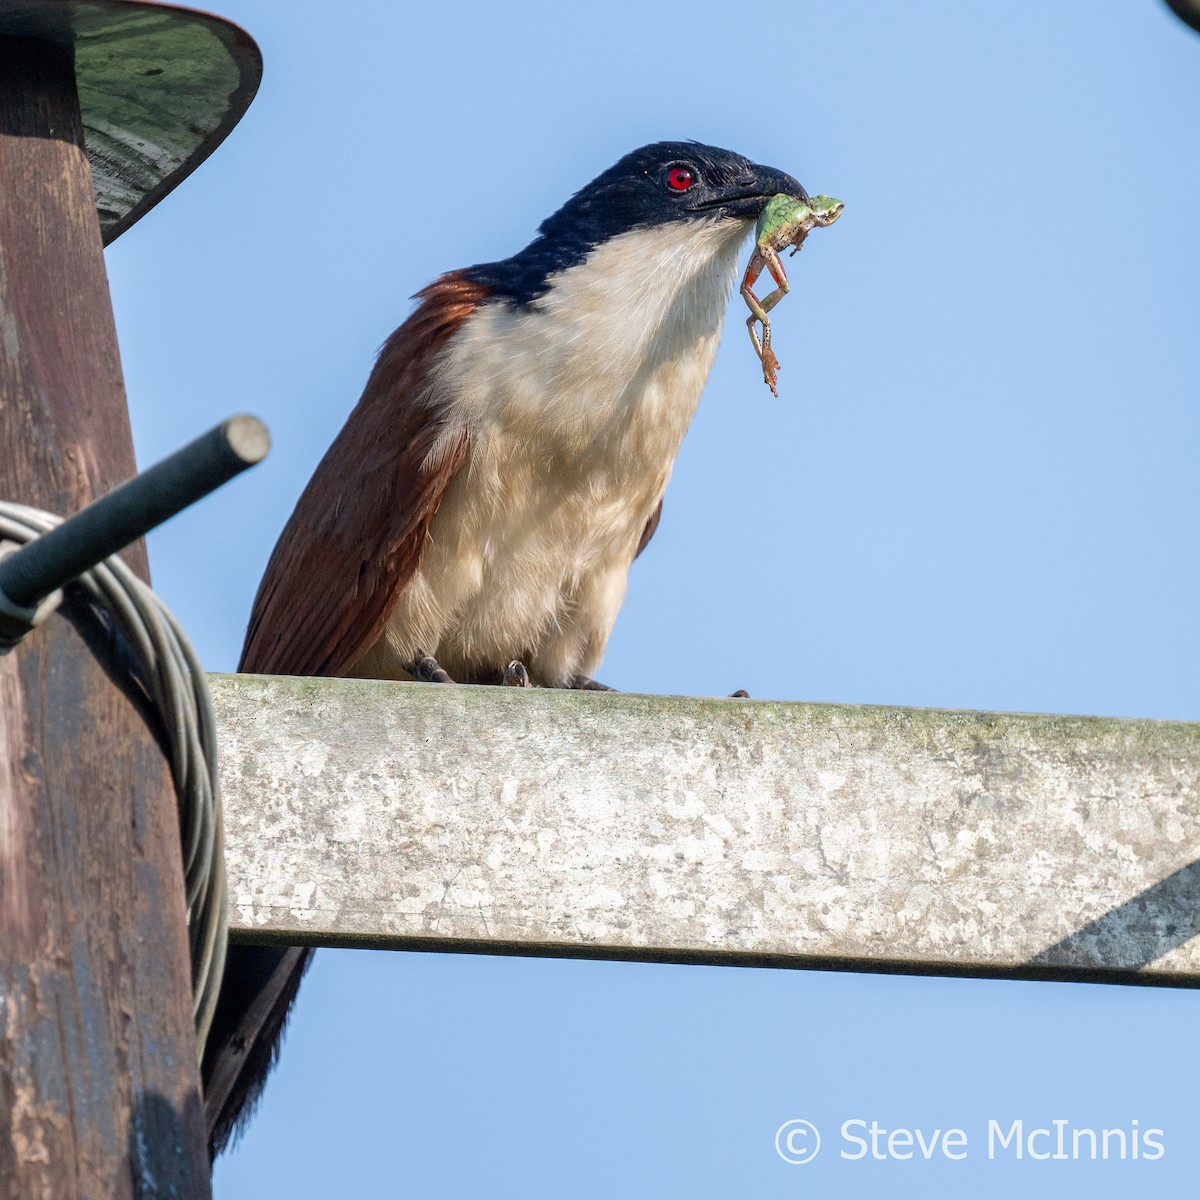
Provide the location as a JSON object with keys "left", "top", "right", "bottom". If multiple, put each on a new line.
{"left": 0, "top": 500, "right": 226, "bottom": 1062}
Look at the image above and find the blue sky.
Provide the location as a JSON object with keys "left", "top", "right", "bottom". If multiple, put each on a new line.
{"left": 103, "top": 1, "right": 1200, "bottom": 1195}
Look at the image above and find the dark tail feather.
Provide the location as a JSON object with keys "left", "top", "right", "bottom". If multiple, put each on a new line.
{"left": 202, "top": 944, "right": 314, "bottom": 1158}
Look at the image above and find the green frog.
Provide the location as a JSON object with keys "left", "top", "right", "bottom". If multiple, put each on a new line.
{"left": 741, "top": 192, "right": 843, "bottom": 395}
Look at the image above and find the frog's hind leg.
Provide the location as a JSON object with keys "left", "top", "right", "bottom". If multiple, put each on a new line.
{"left": 756, "top": 251, "right": 791, "bottom": 358}
{"left": 743, "top": 248, "right": 790, "bottom": 395}
{"left": 741, "top": 256, "right": 772, "bottom": 362}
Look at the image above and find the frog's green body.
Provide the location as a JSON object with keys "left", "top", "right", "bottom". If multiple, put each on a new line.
{"left": 741, "top": 192, "right": 843, "bottom": 395}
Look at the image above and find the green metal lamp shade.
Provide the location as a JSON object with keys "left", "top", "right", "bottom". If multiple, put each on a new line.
{"left": 0, "top": 1, "right": 261, "bottom": 243}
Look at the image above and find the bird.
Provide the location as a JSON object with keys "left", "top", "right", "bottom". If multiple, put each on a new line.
{"left": 202, "top": 140, "right": 809, "bottom": 1156}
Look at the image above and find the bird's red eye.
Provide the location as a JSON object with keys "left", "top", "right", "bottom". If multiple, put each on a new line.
{"left": 665, "top": 166, "right": 695, "bottom": 192}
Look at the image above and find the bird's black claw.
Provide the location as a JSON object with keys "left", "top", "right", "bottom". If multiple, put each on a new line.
{"left": 503, "top": 660, "right": 531, "bottom": 687}
{"left": 570, "top": 673, "right": 615, "bottom": 692}
{"left": 410, "top": 653, "right": 454, "bottom": 684}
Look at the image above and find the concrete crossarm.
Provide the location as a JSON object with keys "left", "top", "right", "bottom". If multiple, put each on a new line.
{"left": 212, "top": 674, "right": 1200, "bottom": 985}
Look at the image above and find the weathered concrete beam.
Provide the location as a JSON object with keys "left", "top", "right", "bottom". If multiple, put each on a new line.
{"left": 212, "top": 674, "right": 1200, "bottom": 986}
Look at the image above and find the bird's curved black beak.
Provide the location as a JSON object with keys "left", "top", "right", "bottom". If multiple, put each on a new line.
{"left": 692, "top": 162, "right": 810, "bottom": 220}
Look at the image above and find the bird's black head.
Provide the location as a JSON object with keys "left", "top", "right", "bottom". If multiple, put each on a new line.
{"left": 463, "top": 141, "right": 809, "bottom": 307}
{"left": 540, "top": 141, "right": 809, "bottom": 240}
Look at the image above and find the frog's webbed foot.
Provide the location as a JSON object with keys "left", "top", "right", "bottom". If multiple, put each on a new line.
{"left": 502, "top": 660, "right": 531, "bottom": 687}
{"left": 760, "top": 343, "right": 781, "bottom": 397}
{"left": 410, "top": 652, "right": 455, "bottom": 683}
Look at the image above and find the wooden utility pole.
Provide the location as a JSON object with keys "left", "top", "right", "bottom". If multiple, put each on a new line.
{"left": 0, "top": 35, "right": 209, "bottom": 1197}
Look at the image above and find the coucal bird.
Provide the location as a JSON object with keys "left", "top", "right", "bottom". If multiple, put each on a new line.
{"left": 203, "top": 140, "right": 810, "bottom": 1155}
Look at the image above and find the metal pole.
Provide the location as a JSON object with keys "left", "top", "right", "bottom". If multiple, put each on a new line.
{"left": 0, "top": 415, "right": 269, "bottom": 610}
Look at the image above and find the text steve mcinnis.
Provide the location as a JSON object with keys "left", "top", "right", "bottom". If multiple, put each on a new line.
{"left": 836, "top": 1118, "right": 1165, "bottom": 1162}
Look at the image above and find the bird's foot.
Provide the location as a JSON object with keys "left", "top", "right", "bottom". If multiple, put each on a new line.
{"left": 410, "top": 653, "right": 454, "bottom": 683}
{"left": 570, "top": 673, "right": 615, "bottom": 691}
{"left": 502, "top": 660, "right": 531, "bottom": 687}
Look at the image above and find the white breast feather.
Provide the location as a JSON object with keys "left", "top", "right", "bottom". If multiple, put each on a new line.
{"left": 364, "top": 216, "right": 752, "bottom": 686}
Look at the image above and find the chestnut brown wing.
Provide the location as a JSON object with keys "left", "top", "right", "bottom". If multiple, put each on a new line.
{"left": 239, "top": 273, "right": 487, "bottom": 677}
